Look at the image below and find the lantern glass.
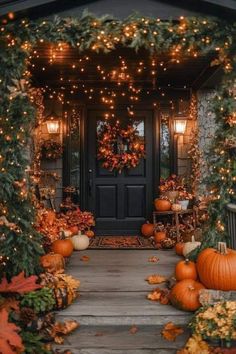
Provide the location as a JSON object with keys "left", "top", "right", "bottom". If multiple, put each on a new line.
{"left": 174, "top": 119, "right": 187, "bottom": 134}
{"left": 46, "top": 120, "right": 59, "bottom": 134}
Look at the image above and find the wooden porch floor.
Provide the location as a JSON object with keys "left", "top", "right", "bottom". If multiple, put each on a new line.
{"left": 55, "top": 250, "right": 191, "bottom": 353}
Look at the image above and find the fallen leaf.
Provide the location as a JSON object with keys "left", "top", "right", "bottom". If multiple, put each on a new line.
{"left": 148, "top": 256, "right": 159, "bottom": 263}
{"left": 0, "top": 308, "right": 24, "bottom": 354}
{"left": 95, "top": 332, "right": 104, "bottom": 336}
{"left": 80, "top": 255, "right": 90, "bottom": 262}
{"left": 0, "top": 272, "right": 42, "bottom": 294}
{"left": 146, "top": 274, "right": 167, "bottom": 284}
{"left": 147, "top": 287, "right": 170, "bottom": 304}
{"left": 161, "top": 322, "right": 184, "bottom": 342}
{"left": 129, "top": 325, "right": 138, "bottom": 334}
{"left": 147, "top": 288, "right": 162, "bottom": 301}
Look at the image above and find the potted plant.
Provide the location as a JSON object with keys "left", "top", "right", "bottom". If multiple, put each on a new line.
{"left": 177, "top": 190, "right": 193, "bottom": 210}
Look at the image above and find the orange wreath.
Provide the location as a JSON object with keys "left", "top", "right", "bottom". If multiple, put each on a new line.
{"left": 97, "top": 121, "right": 145, "bottom": 173}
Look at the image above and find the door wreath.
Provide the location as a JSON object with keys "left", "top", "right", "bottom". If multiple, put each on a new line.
{"left": 97, "top": 121, "right": 145, "bottom": 173}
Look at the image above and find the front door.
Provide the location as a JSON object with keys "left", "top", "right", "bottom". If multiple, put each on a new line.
{"left": 87, "top": 109, "right": 154, "bottom": 235}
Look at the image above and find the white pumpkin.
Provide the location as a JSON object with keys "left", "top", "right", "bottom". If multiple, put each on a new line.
{"left": 183, "top": 236, "right": 201, "bottom": 257}
{"left": 71, "top": 231, "right": 90, "bottom": 251}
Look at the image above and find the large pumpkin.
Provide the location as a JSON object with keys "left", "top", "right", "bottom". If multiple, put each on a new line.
{"left": 175, "top": 242, "right": 184, "bottom": 256}
{"left": 154, "top": 198, "right": 171, "bottom": 212}
{"left": 182, "top": 236, "right": 201, "bottom": 258}
{"left": 197, "top": 242, "right": 236, "bottom": 291}
{"left": 141, "top": 222, "right": 154, "bottom": 238}
{"left": 52, "top": 239, "right": 73, "bottom": 257}
{"left": 170, "top": 279, "right": 205, "bottom": 312}
{"left": 175, "top": 259, "right": 197, "bottom": 281}
{"left": 40, "top": 253, "right": 65, "bottom": 273}
{"left": 154, "top": 231, "right": 166, "bottom": 243}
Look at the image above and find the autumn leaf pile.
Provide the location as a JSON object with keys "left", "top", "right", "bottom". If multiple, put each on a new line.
{"left": 0, "top": 271, "right": 80, "bottom": 353}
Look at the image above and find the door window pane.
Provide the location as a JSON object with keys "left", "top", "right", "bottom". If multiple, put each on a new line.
{"left": 160, "top": 113, "right": 171, "bottom": 179}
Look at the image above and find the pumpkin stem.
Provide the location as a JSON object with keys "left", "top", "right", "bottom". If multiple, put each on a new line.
{"left": 185, "top": 258, "right": 190, "bottom": 264}
{"left": 218, "top": 241, "right": 228, "bottom": 255}
{"left": 191, "top": 235, "right": 195, "bottom": 242}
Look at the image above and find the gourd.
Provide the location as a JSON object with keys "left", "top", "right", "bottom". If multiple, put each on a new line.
{"left": 170, "top": 279, "right": 205, "bottom": 312}
{"left": 154, "top": 231, "right": 166, "bottom": 243}
{"left": 175, "top": 259, "right": 197, "bottom": 281}
{"left": 171, "top": 203, "right": 182, "bottom": 212}
{"left": 40, "top": 253, "right": 65, "bottom": 273}
{"left": 175, "top": 242, "right": 184, "bottom": 256}
{"left": 154, "top": 198, "right": 171, "bottom": 212}
{"left": 85, "top": 230, "right": 95, "bottom": 238}
{"left": 161, "top": 238, "right": 175, "bottom": 249}
{"left": 197, "top": 242, "right": 236, "bottom": 291}
{"left": 52, "top": 238, "right": 73, "bottom": 258}
{"left": 68, "top": 225, "right": 79, "bottom": 235}
{"left": 71, "top": 231, "right": 90, "bottom": 251}
{"left": 141, "top": 222, "right": 154, "bottom": 237}
{"left": 183, "top": 236, "right": 201, "bottom": 257}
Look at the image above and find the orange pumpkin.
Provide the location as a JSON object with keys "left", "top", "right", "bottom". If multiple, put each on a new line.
{"left": 46, "top": 210, "right": 56, "bottom": 226}
{"left": 175, "top": 259, "right": 197, "bottom": 281}
{"left": 69, "top": 225, "right": 79, "bottom": 235}
{"left": 85, "top": 230, "right": 95, "bottom": 238}
{"left": 170, "top": 279, "right": 205, "bottom": 312}
{"left": 197, "top": 242, "right": 236, "bottom": 291}
{"left": 175, "top": 242, "right": 184, "bottom": 256}
{"left": 154, "top": 198, "right": 171, "bottom": 212}
{"left": 40, "top": 253, "right": 65, "bottom": 273}
{"left": 141, "top": 222, "right": 154, "bottom": 238}
{"left": 52, "top": 239, "right": 73, "bottom": 258}
{"left": 154, "top": 231, "right": 166, "bottom": 243}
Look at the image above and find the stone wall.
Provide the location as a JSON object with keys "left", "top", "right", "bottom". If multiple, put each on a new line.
{"left": 197, "top": 89, "right": 217, "bottom": 185}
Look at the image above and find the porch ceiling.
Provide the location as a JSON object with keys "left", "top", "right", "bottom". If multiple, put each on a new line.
{"left": 31, "top": 44, "right": 221, "bottom": 92}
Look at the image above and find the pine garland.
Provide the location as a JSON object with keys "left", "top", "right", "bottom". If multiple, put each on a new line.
{"left": 0, "top": 13, "right": 236, "bottom": 277}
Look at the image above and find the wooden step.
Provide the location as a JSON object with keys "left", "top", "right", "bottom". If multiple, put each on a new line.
{"left": 53, "top": 325, "right": 189, "bottom": 353}
{"left": 56, "top": 291, "right": 191, "bottom": 325}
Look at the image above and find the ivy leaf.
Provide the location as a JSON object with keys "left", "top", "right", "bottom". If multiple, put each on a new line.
{"left": 0, "top": 272, "right": 42, "bottom": 294}
{"left": 0, "top": 308, "right": 24, "bottom": 354}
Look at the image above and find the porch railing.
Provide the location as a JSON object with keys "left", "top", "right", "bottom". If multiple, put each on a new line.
{"left": 227, "top": 203, "right": 236, "bottom": 249}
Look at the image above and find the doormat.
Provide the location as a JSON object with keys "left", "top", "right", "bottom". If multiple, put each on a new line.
{"left": 89, "top": 236, "right": 155, "bottom": 249}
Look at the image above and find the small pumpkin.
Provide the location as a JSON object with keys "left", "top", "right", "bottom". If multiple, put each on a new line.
{"left": 175, "top": 259, "right": 197, "bottom": 281}
{"left": 52, "top": 239, "right": 73, "bottom": 258}
{"left": 197, "top": 242, "right": 236, "bottom": 291}
{"left": 183, "top": 236, "right": 201, "bottom": 258}
{"left": 154, "top": 231, "right": 166, "bottom": 243}
{"left": 175, "top": 242, "right": 184, "bottom": 256}
{"left": 141, "top": 222, "right": 154, "bottom": 238}
{"left": 154, "top": 198, "right": 171, "bottom": 212}
{"left": 171, "top": 203, "right": 182, "bottom": 212}
{"left": 40, "top": 253, "right": 65, "bottom": 273}
{"left": 170, "top": 279, "right": 205, "bottom": 312}
{"left": 72, "top": 231, "right": 90, "bottom": 251}
{"left": 68, "top": 225, "right": 79, "bottom": 236}
{"left": 85, "top": 230, "right": 95, "bottom": 238}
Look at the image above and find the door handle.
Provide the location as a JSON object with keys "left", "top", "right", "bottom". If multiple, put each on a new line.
{"left": 88, "top": 169, "right": 93, "bottom": 196}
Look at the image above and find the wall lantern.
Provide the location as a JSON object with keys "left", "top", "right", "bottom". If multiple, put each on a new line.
{"left": 45, "top": 112, "right": 60, "bottom": 134}
{"left": 173, "top": 117, "right": 187, "bottom": 135}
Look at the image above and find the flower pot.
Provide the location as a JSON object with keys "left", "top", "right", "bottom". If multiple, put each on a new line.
{"left": 178, "top": 200, "right": 189, "bottom": 210}
{"left": 162, "top": 191, "right": 179, "bottom": 203}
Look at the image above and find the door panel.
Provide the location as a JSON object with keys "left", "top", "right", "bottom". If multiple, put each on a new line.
{"left": 87, "top": 109, "right": 154, "bottom": 235}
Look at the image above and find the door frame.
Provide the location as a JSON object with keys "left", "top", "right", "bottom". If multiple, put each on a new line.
{"left": 82, "top": 104, "right": 159, "bottom": 219}
{"left": 63, "top": 103, "right": 177, "bottom": 215}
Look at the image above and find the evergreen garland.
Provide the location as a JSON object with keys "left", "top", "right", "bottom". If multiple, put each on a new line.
{"left": 0, "top": 13, "right": 236, "bottom": 278}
